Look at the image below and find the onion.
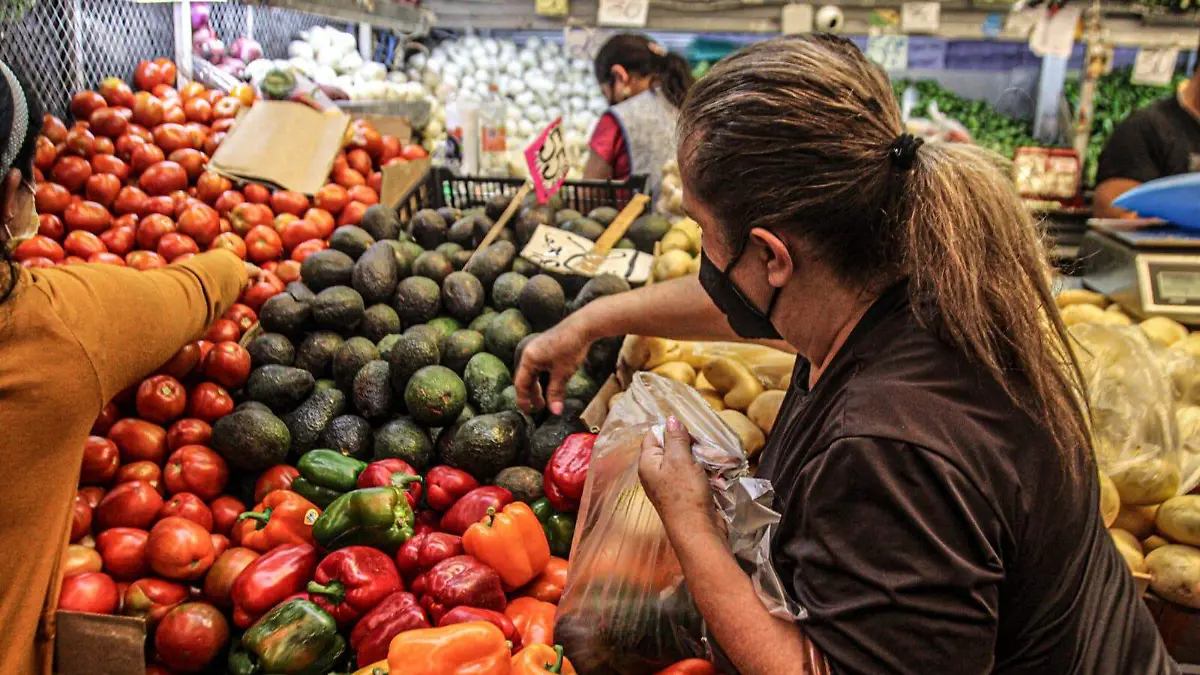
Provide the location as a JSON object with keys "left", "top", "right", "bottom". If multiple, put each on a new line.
{"left": 192, "top": 25, "right": 214, "bottom": 44}
{"left": 195, "top": 37, "right": 226, "bottom": 65}
{"left": 229, "top": 37, "right": 264, "bottom": 63}
{"left": 191, "top": 2, "right": 210, "bottom": 30}
{"left": 219, "top": 58, "right": 246, "bottom": 78}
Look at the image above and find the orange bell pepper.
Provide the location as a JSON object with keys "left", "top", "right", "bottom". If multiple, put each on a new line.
{"left": 505, "top": 597, "right": 556, "bottom": 648}
{"left": 462, "top": 502, "right": 550, "bottom": 591}
{"left": 232, "top": 490, "right": 321, "bottom": 553}
{"left": 520, "top": 557, "right": 568, "bottom": 604}
{"left": 387, "top": 622, "right": 512, "bottom": 675}
{"left": 511, "top": 644, "right": 576, "bottom": 674}
{"left": 654, "top": 659, "right": 717, "bottom": 675}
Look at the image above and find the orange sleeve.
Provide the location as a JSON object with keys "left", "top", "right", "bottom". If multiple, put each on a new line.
{"left": 31, "top": 249, "right": 247, "bottom": 403}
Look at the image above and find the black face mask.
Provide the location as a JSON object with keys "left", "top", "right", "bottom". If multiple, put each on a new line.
{"left": 698, "top": 246, "right": 781, "bottom": 340}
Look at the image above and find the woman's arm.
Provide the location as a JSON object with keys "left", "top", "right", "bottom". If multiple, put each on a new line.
{"left": 583, "top": 151, "right": 614, "bottom": 181}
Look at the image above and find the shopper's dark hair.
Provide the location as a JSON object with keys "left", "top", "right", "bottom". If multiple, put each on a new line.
{"left": 0, "top": 58, "right": 44, "bottom": 304}
{"left": 678, "top": 34, "right": 1090, "bottom": 475}
{"left": 594, "top": 33, "right": 694, "bottom": 109}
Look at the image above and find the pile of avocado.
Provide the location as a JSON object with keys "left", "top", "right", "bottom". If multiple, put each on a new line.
{"left": 212, "top": 194, "right": 635, "bottom": 495}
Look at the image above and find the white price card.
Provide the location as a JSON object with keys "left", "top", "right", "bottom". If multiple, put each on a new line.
{"left": 781, "top": 4, "right": 814, "bottom": 34}
{"left": 597, "top": 0, "right": 649, "bottom": 28}
{"left": 1132, "top": 47, "right": 1180, "bottom": 87}
{"left": 901, "top": 2, "right": 940, "bottom": 33}
{"left": 866, "top": 35, "right": 909, "bottom": 72}
{"left": 1028, "top": 5, "right": 1080, "bottom": 58}
{"left": 536, "top": 0, "right": 569, "bottom": 16}
{"left": 524, "top": 118, "right": 570, "bottom": 204}
{"left": 521, "top": 225, "right": 652, "bottom": 282}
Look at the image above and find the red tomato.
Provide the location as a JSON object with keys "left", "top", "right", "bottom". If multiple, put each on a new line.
{"left": 51, "top": 154, "right": 92, "bottom": 192}
{"left": 151, "top": 123, "right": 189, "bottom": 154}
{"left": 273, "top": 213, "right": 300, "bottom": 235}
{"left": 223, "top": 304, "right": 258, "bottom": 335}
{"left": 367, "top": 171, "right": 383, "bottom": 195}
{"left": 158, "top": 232, "right": 199, "bottom": 261}
{"left": 111, "top": 186, "right": 147, "bottom": 215}
{"left": 91, "top": 152, "right": 129, "bottom": 182}
{"left": 130, "top": 142, "right": 166, "bottom": 175}
{"left": 98, "top": 77, "right": 134, "bottom": 109}
{"left": 271, "top": 259, "right": 299, "bottom": 283}
{"left": 154, "top": 58, "right": 178, "bottom": 86}
{"left": 71, "top": 492, "right": 93, "bottom": 542}
{"left": 195, "top": 340, "right": 215, "bottom": 364}
{"left": 347, "top": 185, "right": 379, "bottom": 206}
{"left": 136, "top": 213, "right": 176, "bottom": 251}
{"left": 166, "top": 418, "right": 212, "bottom": 451}
{"left": 114, "top": 133, "right": 146, "bottom": 162}
{"left": 280, "top": 219, "right": 321, "bottom": 253}
{"left": 209, "top": 496, "right": 246, "bottom": 537}
{"left": 58, "top": 572, "right": 119, "bottom": 614}
{"left": 83, "top": 172, "right": 121, "bottom": 207}
{"left": 115, "top": 461, "right": 164, "bottom": 495}
{"left": 141, "top": 160, "right": 189, "bottom": 195}
{"left": 91, "top": 402, "right": 120, "bottom": 436}
{"left": 100, "top": 224, "right": 136, "bottom": 258}
{"left": 379, "top": 135, "right": 401, "bottom": 164}
{"left": 80, "top": 436, "right": 120, "bottom": 485}
{"left": 87, "top": 252, "right": 124, "bottom": 266}
{"left": 132, "top": 91, "right": 165, "bottom": 128}
{"left": 34, "top": 135, "right": 56, "bottom": 171}
{"left": 195, "top": 171, "right": 231, "bottom": 204}
{"left": 107, "top": 418, "right": 168, "bottom": 464}
{"left": 243, "top": 183, "right": 270, "bottom": 204}
{"left": 89, "top": 106, "right": 129, "bottom": 138}
{"left": 154, "top": 602, "right": 230, "bottom": 673}
{"left": 210, "top": 232, "right": 247, "bottom": 259}
{"left": 95, "top": 527, "right": 150, "bottom": 580}
{"left": 159, "top": 342, "right": 201, "bottom": 380}
{"left": 244, "top": 225, "right": 283, "bottom": 263}
{"left": 64, "top": 544, "right": 103, "bottom": 578}
{"left": 37, "top": 213, "right": 64, "bottom": 240}
{"left": 63, "top": 230, "right": 107, "bottom": 259}
{"left": 213, "top": 96, "right": 242, "bottom": 120}
{"left": 168, "top": 148, "right": 207, "bottom": 181}
{"left": 203, "top": 548, "right": 258, "bottom": 607}
{"left": 133, "top": 60, "right": 166, "bottom": 91}
{"left": 12, "top": 235, "right": 65, "bottom": 263}
{"left": 43, "top": 114, "right": 68, "bottom": 143}
{"left": 123, "top": 578, "right": 189, "bottom": 626}
{"left": 63, "top": 200, "right": 113, "bottom": 234}
{"left": 91, "top": 135, "right": 115, "bottom": 156}
{"left": 35, "top": 182, "right": 71, "bottom": 214}
{"left": 164, "top": 444, "right": 228, "bottom": 500}
{"left": 140, "top": 197, "right": 176, "bottom": 219}
{"left": 289, "top": 239, "right": 327, "bottom": 263}
{"left": 126, "top": 250, "right": 168, "bottom": 271}
{"left": 270, "top": 190, "right": 310, "bottom": 217}
{"left": 210, "top": 533, "right": 231, "bottom": 558}
{"left": 64, "top": 127, "right": 96, "bottom": 157}
{"left": 201, "top": 342, "right": 251, "bottom": 389}
{"left": 147, "top": 517, "right": 216, "bottom": 580}
{"left": 18, "top": 256, "right": 56, "bottom": 269}
{"left": 187, "top": 382, "right": 235, "bottom": 423}
{"left": 183, "top": 97, "right": 213, "bottom": 124}
{"left": 241, "top": 280, "right": 282, "bottom": 312}
{"left": 337, "top": 201, "right": 368, "bottom": 227}
{"left": 163, "top": 105, "right": 187, "bottom": 125}
{"left": 332, "top": 166, "right": 366, "bottom": 189}
{"left": 94, "top": 480, "right": 164, "bottom": 531}
{"left": 213, "top": 189, "right": 245, "bottom": 216}
{"left": 203, "top": 318, "right": 241, "bottom": 344}
{"left": 314, "top": 183, "right": 350, "bottom": 214}
{"left": 347, "top": 120, "right": 383, "bottom": 157}
{"left": 159, "top": 493, "right": 214, "bottom": 531}
{"left": 229, "top": 202, "right": 273, "bottom": 237}
{"left": 136, "top": 375, "right": 188, "bottom": 424}
{"left": 400, "top": 144, "right": 428, "bottom": 160}
{"left": 345, "top": 148, "right": 373, "bottom": 176}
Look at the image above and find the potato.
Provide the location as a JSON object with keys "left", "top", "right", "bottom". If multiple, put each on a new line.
{"left": 1092, "top": 311, "right": 1133, "bottom": 327}
{"left": 688, "top": 254, "right": 700, "bottom": 275}
{"left": 1157, "top": 496, "right": 1200, "bottom": 546}
{"left": 1110, "top": 528, "right": 1148, "bottom": 574}
{"left": 1061, "top": 303, "right": 1106, "bottom": 327}
{"left": 659, "top": 228, "right": 694, "bottom": 255}
{"left": 650, "top": 361, "right": 696, "bottom": 386}
{"left": 1176, "top": 333, "right": 1200, "bottom": 360}
{"left": 694, "top": 372, "right": 712, "bottom": 391}
{"left": 1113, "top": 504, "right": 1159, "bottom": 539}
{"left": 1145, "top": 545, "right": 1200, "bottom": 608}
{"left": 1141, "top": 316, "right": 1189, "bottom": 348}
{"left": 1109, "top": 457, "right": 1181, "bottom": 506}
{"left": 777, "top": 369, "right": 795, "bottom": 390}
{"left": 702, "top": 357, "right": 764, "bottom": 411}
{"left": 698, "top": 389, "right": 726, "bottom": 411}
{"left": 1099, "top": 471, "right": 1121, "bottom": 528}
{"left": 671, "top": 217, "right": 702, "bottom": 251}
{"left": 1144, "top": 535, "right": 1171, "bottom": 553}
{"left": 1106, "top": 303, "right": 1128, "bottom": 315}
{"left": 653, "top": 249, "right": 696, "bottom": 282}
{"left": 1056, "top": 289, "right": 1107, "bottom": 309}
{"left": 747, "top": 390, "right": 786, "bottom": 435}
{"left": 622, "top": 336, "right": 679, "bottom": 370}
{"left": 718, "top": 409, "right": 766, "bottom": 458}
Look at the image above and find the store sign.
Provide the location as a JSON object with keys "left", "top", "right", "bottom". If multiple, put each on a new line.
{"left": 1132, "top": 47, "right": 1180, "bottom": 87}
{"left": 901, "top": 2, "right": 940, "bottom": 33}
{"left": 781, "top": 3, "right": 813, "bottom": 33}
{"left": 521, "top": 225, "right": 652, "bottom": 282}
{"left": 524, "top": 118, "right": 570, "bottom": 205}
{"left": 866, "top": 35, "right": 908, "bottom": 72}
{"left": 536, "top": 0, "right": 569, "bottom": 16}
{"left": 597, "top": 0, "right": 649, "bottom": 28}
{"left": 1028, "top": 5, "right": 1080, "bottom": 58}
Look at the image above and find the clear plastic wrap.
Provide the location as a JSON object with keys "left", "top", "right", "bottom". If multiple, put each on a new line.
{"left": 555, "top": 372, "right": 801, "bottom": 674}
{"left": 1155, "top": 344, "right": 1200, "bottom": 494}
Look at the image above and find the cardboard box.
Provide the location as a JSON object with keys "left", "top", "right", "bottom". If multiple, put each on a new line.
{"left": 380, "top": 158, "right": 432, "bottom": 211}
{"left": 54, "top": 611, "right": 145, "bottom": 675}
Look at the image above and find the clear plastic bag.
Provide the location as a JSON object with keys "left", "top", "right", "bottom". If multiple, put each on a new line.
{"left": 555, "top": 372, "right": 801, "bottom": 674}
{"left": 1154, "top": 344, "right": 1200, "bottom": 494}
{"left": 621, "top": 336, "right": 797, "bottom": 391}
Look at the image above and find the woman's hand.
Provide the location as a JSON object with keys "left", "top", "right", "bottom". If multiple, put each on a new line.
{"left": 513, "top": 317, "right": 593, "bottom": 415}
{"left": 639, "top": 416, "right": 721, "bottom": 537}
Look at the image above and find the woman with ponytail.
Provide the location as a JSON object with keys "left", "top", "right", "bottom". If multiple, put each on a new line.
{"left": 585, "top": 33, "right": 694, "bottom": 197}
{"left": 518, "top": 35, "right": 1175, "bottom": 675}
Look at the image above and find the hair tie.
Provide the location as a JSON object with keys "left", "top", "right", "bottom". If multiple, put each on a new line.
{"left": 888, "top": 133, "right": 923, "bottom": 170}
{"left": 647, "top": 41, "right": 667, "bottom": 58}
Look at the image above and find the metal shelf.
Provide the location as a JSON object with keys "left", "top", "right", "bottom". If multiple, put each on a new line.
{"left": 262, "top": 0, "right": 430, "bottom": 34}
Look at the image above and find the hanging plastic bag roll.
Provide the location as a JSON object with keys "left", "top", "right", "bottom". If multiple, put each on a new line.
{"left": 555, "top": 372, "right": 802, "bottom": 674}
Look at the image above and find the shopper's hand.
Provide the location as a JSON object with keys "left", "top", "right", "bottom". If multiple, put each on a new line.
{"left": 513, "top": 319, "right": 591, "bottom": 415}
{"left": 639, "top": 416, "right": 718, "bottom": 536}
{"left": 243, "top": 261, "right": 264, "bottom": 290}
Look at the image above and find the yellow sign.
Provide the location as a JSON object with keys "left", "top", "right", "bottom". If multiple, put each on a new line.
{"left": 536, "top": 0, "right": 569, "bottom": 17}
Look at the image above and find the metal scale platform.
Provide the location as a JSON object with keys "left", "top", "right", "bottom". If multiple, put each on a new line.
{"left": 1078, "top": 220, "right": 1200, "bottom": 326}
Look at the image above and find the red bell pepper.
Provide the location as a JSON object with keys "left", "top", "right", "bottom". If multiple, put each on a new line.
{"left": 440, "top": 486, "right": 513, "bottom": 536}
{"left": 419, "top": 554, "right": 506, "bottom": 622}
{"left": 230, "top": 543, "right": 318, "bottom": 628}
{"left": 438, "top": 606, "right": 522, "bottom": 649}
{"left": 396, "top": 531, "right": 463, "bottom": 581}
{"left": 232, "top": 489, "right": 321, "bottom": 553}
{"left": 349, "top": 591, "right": 431, "bottom": 668}
{"left": 424, "top": 465, "right": 479, "bottom": 511}
{"left": 306, "top": 545, "right": 403, "bottom": 626}
{"left": 543, "top": 433, "right": 595, "bottom": 513}
{"left": 415, "top": 509, "right": 441, "bottom": 532}
{"left": 653, "top": 659, "right": 718, "bottom": 675}
{"left": 357, "top": 459, "right": 423, "bottom": 507}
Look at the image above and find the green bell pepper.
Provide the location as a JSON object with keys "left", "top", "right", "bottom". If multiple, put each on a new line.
{"left": 228, "top": 598, "right": 346, "bottom": 675}
{"left": 312, "top": 486, "right": 415, "bottom": 553}
{"left": 292, "top": 450, "right": 368, "bottom": 508}
{"left": 531, "top": 497, "right": 576, "bottom": 558}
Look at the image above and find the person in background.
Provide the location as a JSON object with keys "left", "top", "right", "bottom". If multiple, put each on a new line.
{"left": 0, "top": 58, "right": 248, "bottom": 675}
{"left": 584, "top": 34, "right": 695, "bottom": 198}
{"left": 1093, "top": 62, "right": 1200, "bottom": 218}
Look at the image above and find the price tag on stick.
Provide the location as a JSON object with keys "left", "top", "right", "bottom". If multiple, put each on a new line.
{"left": 1132, "top": 47, "right": 1180, "bottom": 87}
{"left": 524, "top": 118, "right": 571, "bottom": 205}
{"left": 466, "top": 181, "right": 532, "bottom": 269}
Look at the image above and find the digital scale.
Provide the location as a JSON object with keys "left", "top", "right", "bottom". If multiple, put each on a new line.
{"left": 1078, "top": 220, "right": 1200, "bottom": 326}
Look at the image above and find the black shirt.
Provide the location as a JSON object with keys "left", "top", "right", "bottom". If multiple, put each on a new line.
{"left": 1095, "top": 94, "right": 1200, "bottom": 185}
{"left": 756, "top": 283, "right": 1175, "bottom": 675}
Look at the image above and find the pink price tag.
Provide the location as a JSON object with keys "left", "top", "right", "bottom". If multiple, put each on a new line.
{"left": 524, "top": 117, "right": 570, "bottom": 204}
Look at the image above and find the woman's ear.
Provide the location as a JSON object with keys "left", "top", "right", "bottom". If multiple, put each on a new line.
{"left": 610, "top": 64, "right": 630, "bottom": 86}
{"left": 750, "top": 227, "right": 794, "bottom": 289}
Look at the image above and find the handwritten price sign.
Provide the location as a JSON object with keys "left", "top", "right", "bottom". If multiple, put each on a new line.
{"left": 524, "top": 118, "right": 570, "bottom": 205}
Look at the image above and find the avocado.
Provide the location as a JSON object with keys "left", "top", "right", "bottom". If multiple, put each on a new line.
{"left": 248, "top": 333, "right": 295, "bottom": 368}
{"left": 511, "top": 257, "right": 538, "bottom": 276}
{"left": 527, "top": 410, "right": 587, "bottom": 469}
{"left": 235, "top": 400, "right": 271, "bottom": 414}
{"left": 313, "top": 378, "right": 338, "bottom": 393}
{"left": 318, "top": 414, "right": 374, "bottom": 460}
{"left": 516, "top": 204, "right": 556, "bottom": 246}
{"left": 450, "top": 249, "right": 473, "bottom": 271}
{"left": 584, "top": 335, "right": 623, "bottom": 378}
{"left": 283, "top": 387, "right": 346, "bottom": 455}
{"left": 352, "top": 241, "right": 400, "bottom": 306}
{"left": 286, "top": 281, "right": 317, "bottom": 304}
{"left": 212, "top": 408, "right": 291, "bottom": 471}
{"left": 565, "top": 369, "right": 599, "bottom": 403}
{"left": 469, "top": 309, "right": 498, "bottom": 334}
{"left": 301, "top": 249, "right": 355, "bottom": 291}
{"left": 463, "top": 241, "right": 516, "bottom": 287}
{"left": 361, "top": 304, "right": 402, "bottom": 343}
{"left": 440, "top": 330, "right": 485, "bottom": 374}
{"left": 387, "top": 331, "right": 440, "bottom": 392}
{"left": 404, "top": 365, "right": 467, "bottom": 426}
{"left": 413, "top": 251, "right": 454, "bottom": 284}
{"left": 294, "top": 331, "right": 344, "bottom": 378}
{"left": 359, "top": 204, "right": 402, "bottom": 241}
{"left": 447, "top": 215, "right": 491, "bottom": 248}
{"left": 493, "top": 466, "right": 544, "bottom": 503}
{"left": 435, "top": 242, "right": 464, "bottom": 260}
{"left": 435, "top": 421, "right": 463, "bottom": 460}
{"left": 614, "top": 238, "right": 635, "bottom": 250}
{"left": 561, "top": 217, "right": 606, "bottom": 241}
{"left": 404, "top": 323, "right": 442, "bottom": 342}
{"left": 246, "top": 365, "right": 316, "bottom": 412}
{"left": 374, "top": 417, "right": 434, "bottom": 468}
{"left": 332, "top": 336, "right": 380, "bottom": 391}
{"left": 570, "top": 274, "right": 630, "bottom": 313}
{"left": 484, "top": 308, "right": 532, "bottom": 366}
{"left": 426, "top": 317, "right": 462, "bottom": 342}
{"left": 555, "top": 209, "right": 582, "bottom": 226}
{"left": 408, "top": 209, "right": 448, "bottom": 249}
{"left": 443, "top": 411, "right": 527, "bottom": 479}
{"left": 435, "top": 206, "right": 460, "bottom": 225}
{"left": 389, "top": 241, "right": 423, "bottom": 279}
{"left": 464, "top": 352, "right": 513, "bottom": 413}
{"left": 376, "top": 333, "right": 403, "bottom": 359}
{"left": 441, "top": 271, "right": 486, "bottom": 322}
{"left": 627, "top": 213, "right": 672, "bottom": 253}
{"left": 259, "top": 293, "right": 311, "bottom": 336}
{"left": 329, "top": 225, "right": 376, "bottom": 260}
{"left": 493, "top": 385, "right": 520, "bottom": 413}
{"left": 392, "top": 276, "right": 441, "bottom": 325}
{"left": 518, "top": 275, "right": 566, "bottom": 331}
{"left": 312, "top": 286, "right": 365, "bottom": 332}
{"left": 485, "top": 193, "right": 513, "bottom": 221}
{"left": 587, "top": 206, "right": 619, "bottom": 225}
{"left": 353, "top": 360, "right": 393, "bottom": 420}
{"left": 491, "top": 272, "right": 528, "bottom": 310}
